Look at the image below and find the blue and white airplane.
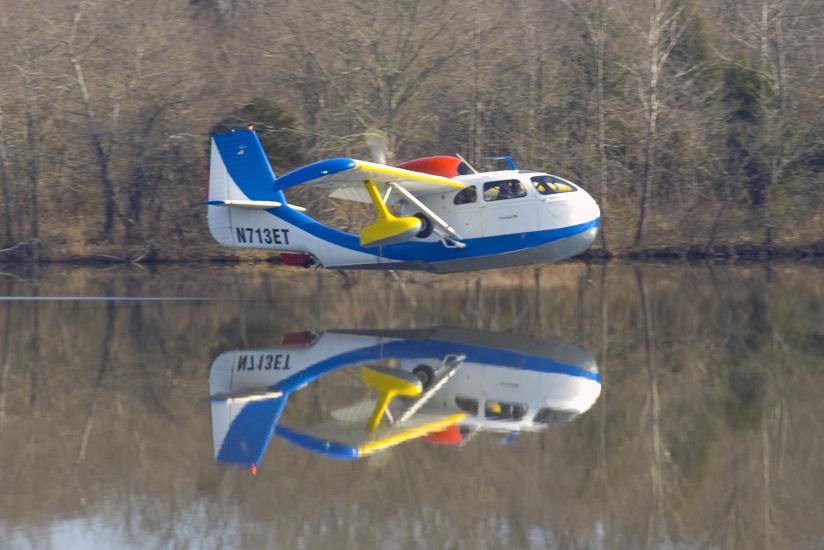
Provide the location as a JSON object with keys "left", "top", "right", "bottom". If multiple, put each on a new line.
{"left": 206, "top": 129, "right": 600, "bottom": 273}
{"left": 209, "top": 327, "right": 601, "bottom": 470}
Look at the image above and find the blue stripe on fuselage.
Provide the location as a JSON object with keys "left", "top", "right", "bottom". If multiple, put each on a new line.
{"left": 274, "top": 203, "right": 599, "bottom": 263}
{"left": 269, "top": 338, "right": 600, "bottom": 398}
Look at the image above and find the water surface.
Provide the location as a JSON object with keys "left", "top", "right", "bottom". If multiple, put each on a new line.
{"left": 0, "top": 262, "right": 822, "bottom": 549}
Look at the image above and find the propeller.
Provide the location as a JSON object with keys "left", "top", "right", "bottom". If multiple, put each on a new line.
{"left": 365, "top": 131, "right": 389, "bottom": 164}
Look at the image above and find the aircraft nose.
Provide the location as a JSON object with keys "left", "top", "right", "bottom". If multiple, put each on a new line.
{"left": 584, "top": 191, "right": 601, "bottom": 218}
{"left": 576, "top": 187, "right": 601, "bottom": 222}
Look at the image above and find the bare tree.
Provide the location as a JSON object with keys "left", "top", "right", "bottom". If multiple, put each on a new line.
{"left": 67, "top": 5, "right": 118, "bottom": 239}
{"left": 561, "top": 0, "right": 614, "bottom": 253}
{"left": 0, "top": 106, "right": 12, "bottom": 246}
{"left": 626, "top": 0, "right": 691, "bottom": 245}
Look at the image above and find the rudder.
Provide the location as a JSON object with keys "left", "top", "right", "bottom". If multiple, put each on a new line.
{"left": 208, "top": 129, "right": 287, "bottom": 246}
{"left": 209, "top": 129, "right": 279, "bottom": 201}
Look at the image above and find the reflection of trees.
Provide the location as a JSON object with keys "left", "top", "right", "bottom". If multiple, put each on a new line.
{"left": 76, "top": 289, "right": 115, "bottom": 465}
{"left": 0, "top": 263, "right": 822, "bottom": 548}
{"left": 0, "top": 279, "right": 11, "bottom": 421}
{"left": 636, "top": 268, "right": 670, "bottom": 548}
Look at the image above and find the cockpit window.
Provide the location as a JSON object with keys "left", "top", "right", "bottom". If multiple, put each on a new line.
{"left": 483, "top": 180, "right": 527, "bottom": 201}
{"left": 484, "top": 401, "right": 528, "bottom": 420}
{"left": 531, "top": 175, "right": 576, "bottom": 195}
{"left": 533, "top": 408, "right": 578, "bottom": 425}
{"left": 457, "top": 162, "right": 472, "bottom": 175}
{"left": 453, "top": 186, "right": 477, "bottom": 205}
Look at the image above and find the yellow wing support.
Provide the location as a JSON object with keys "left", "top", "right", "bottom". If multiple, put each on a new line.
{"left": 361, "top": 365, "right": 422, "bottom": 432}
{"left": 360, "top": 179, "right": 423, "bottom": 247}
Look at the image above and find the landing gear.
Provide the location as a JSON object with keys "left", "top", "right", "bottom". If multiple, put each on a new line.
{"left": 414, "top": 213, "right": 434, "bottom": 239}
{"left": 412, "top": 364, "right": 435, "bottom": 389}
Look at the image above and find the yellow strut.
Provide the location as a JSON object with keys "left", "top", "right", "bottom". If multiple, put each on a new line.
{"left": 361, "top": 365, "right": 422, "bottom": 432}
{"left": 359, "top": 180, "right": 422, "bottom": 247}
{"left": 363, "top": 179, "right": 392, "bottom": 219}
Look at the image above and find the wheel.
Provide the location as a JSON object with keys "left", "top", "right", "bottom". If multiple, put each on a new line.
{"left": 412, "top": 364, "right": 435, "bottom": 389}
{"left": 414, "top": 213, "right": 433, "bottom": 238}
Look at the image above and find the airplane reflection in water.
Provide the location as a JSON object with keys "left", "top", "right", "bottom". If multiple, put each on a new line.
{"left": 209, "top": 328, "right": 601, "bottom": 471}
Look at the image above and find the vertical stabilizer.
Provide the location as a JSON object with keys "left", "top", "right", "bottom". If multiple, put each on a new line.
{"left": 207, "top": 129, "right": 285, "bottom": 246}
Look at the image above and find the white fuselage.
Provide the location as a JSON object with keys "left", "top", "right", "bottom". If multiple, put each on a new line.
{"left": 207, "top": 130, "right": 600, "bottom": 272}
{"left": 398, "top": 170, "right": 599, "bottom": 241}
{"left": 209, "top": 330, "right": 602, "bottom": 454}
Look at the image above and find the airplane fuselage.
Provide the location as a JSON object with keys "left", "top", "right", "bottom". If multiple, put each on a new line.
{"left": 209, "top": 329, "right": 601, "bottom": 460}
{"left": 207, "top": 130, "right": 600, "bottom": 273}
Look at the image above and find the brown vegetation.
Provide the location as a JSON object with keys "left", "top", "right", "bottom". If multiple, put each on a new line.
{"left": 0, "top": 0, "right": 822, "bottom": 262}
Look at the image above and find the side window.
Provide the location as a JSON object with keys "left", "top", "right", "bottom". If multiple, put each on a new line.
{"left": 484, "top": 401, "right": 528, "bottom": 420}
{"left": 455, "top": 396, "right": 479, "bottom": 415}
{"left": 453, "top": 186, "right": 477, "bottom": 205}
{"left": 483, "top": 179, "right": 527, "bottom": 202}
{"left": 531, "top": 175, "right": 575, "bottom": 195}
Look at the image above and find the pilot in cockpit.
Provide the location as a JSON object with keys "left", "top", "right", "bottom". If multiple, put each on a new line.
{"left": 454, "top": 185, "right": 477, "bottom": 205}
{"left": 499, "top": 180, "right": 526, "bottom": 199}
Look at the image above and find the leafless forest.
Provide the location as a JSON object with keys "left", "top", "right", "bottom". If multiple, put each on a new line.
{"left": 0, "top": 0, "right": 822, "bottom": 260}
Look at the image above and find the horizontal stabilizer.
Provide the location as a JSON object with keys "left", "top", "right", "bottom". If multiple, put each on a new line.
{"left": 203, "top": 199, "right": 306, "bottom": 212}
{"left": 209, "top": 388, "right": 284, "bottom": 403}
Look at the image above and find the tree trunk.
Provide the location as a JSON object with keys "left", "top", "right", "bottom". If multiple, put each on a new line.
{"left": 68, "top": 7, "right": 117, "bottom": 239}
{"left": 125, "top": 108, "right": 163, "bottom": 243}
{"left": 634, "top": 0, "right": 685, "bottom": 246}
{"left": 25, "top": 104, "right": 39, "bottom": 243}
{"left": 636, "top": 38, "right": 660, "bottom": 246}
{"left": 595, "top": 0, "right": 610, "bottom": 252}
{"left": 16, "top": 59, "right": 40, "bottom": 248}
{"left": 0, "top": 109, "right": 12, "bottom": 246}
{"left": 469, "top": 10, "right": 483, "bottom": 165}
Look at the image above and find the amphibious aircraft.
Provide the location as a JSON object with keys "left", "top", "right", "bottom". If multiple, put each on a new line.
{"left": 206, "top": 129, "right": 599, "bottom": 273}
{"left": 209, "top": 327, "right": 601, "bottom": 470}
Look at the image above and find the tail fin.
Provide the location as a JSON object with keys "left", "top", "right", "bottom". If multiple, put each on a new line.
{"left": 209, "top": 129, "right": 279, "bottom": 201}
{"left": 211, "top": 396, "right": 287, "bottom": 471}
{"left": 208, "top": 129, "right": 287, "bottom": 246}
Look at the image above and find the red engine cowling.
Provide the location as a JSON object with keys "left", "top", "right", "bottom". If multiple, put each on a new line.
{"left": 422, "top": 424, "right": 464, "bottom": 445}
{"left": 396, "top": 156, "right": 463, "bottom": 178}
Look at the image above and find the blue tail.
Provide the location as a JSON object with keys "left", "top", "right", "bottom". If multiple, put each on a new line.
{"left": 214, "top": 396, "right": 288, "bottom": 470}
{"left": 210, "top": 129, "right": 285, "bottom": 202}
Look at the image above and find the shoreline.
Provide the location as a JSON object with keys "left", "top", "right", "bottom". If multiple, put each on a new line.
{"left": 1, "top": 243, "right": 823, "bottom": 267}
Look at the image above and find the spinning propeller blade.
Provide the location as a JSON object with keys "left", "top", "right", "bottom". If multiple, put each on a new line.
{"left": 365, "top": 131, "right": 389, "bottom": 165}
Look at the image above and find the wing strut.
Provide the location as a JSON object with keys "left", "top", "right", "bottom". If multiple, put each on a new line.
{"left": 387, "top": 183, "right": 465, "bottom": 246}
{"left": 395, "top": 354, "right": 465, "bottom": 426}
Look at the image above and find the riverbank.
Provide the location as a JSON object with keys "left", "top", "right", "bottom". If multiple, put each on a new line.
{"left": 2, "top": 239, "right": 823, "bottom": 267}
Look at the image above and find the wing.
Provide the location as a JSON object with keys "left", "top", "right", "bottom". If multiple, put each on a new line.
{"left": 273, "top": 158, "right": 464, "bottom": 204}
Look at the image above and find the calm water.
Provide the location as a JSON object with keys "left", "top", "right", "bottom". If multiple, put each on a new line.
{"left": 0, "top": 261, "right": 822, "bottom": 550}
